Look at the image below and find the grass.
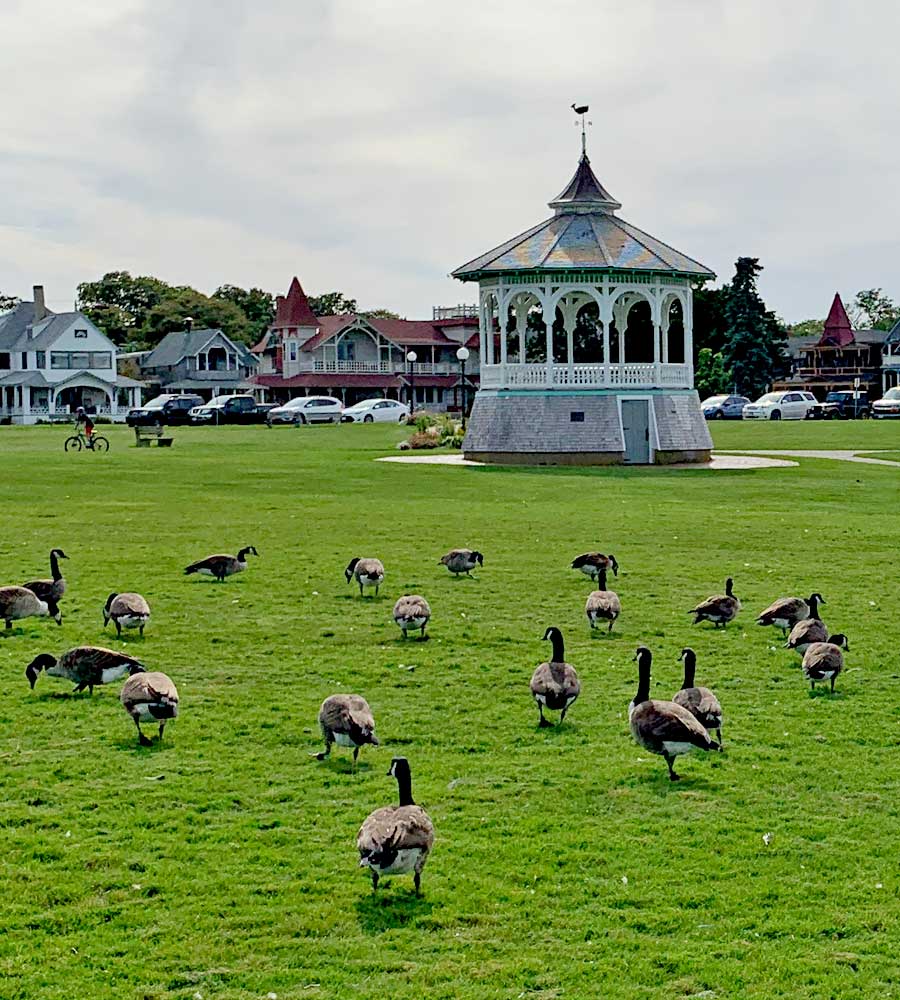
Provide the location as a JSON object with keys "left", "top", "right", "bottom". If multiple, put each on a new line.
{"left": 1, "top": 420, "right": 899, "bottom": 1000}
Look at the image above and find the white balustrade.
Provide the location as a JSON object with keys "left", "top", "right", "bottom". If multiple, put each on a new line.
{"left": 308, "top": 360, "right": 454, "bottom": 375}
{"left": 479, "top": 362, "right": 690, "bottom": 390}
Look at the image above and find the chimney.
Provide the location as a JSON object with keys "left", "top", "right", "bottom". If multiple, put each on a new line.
{"left": 33, "top": 285, "right": 47, "bottom": 322}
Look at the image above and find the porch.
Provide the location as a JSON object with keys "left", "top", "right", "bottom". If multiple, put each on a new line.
{"left": 479, "top": 361, "right": 690, "bottom": 389}
{"left": 0, "top": 371, "right": 144, "bottom": 425}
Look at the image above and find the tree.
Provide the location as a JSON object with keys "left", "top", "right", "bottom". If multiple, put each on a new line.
{"left": 848, "top": 288, "right": 899, "bottom": 330}
{"left": 721, "top": 257, "right": 788, "bottom": 398}
{"left": 309, "top": 291, "right": 358, "bottom": 316}
{"left": 76, "top": 272, "right": 170, "bottom": 345}
{"left": 361, "top": 307, "right": 402, "bottom": 320}
{"left": 213, "top": 285, "right": 275, "bottom": 342}
{"left": 692, "top": 284, "right": 731, "bottom": 359}
{"left": 786, "top": 318, "right": 824, "bottom": 339}
{"left": 694, "top": 348, "right": 733, "bottom": 398}
{"left": 0, "top": 291, "right": 20, "bottom": 312}
{"left": 144, "top": 287, "right": 253, "bottom": 345}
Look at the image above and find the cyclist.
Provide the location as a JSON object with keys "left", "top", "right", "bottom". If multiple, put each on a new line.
{"left": 75, "top": 406, "right": 95, "bottom": 447}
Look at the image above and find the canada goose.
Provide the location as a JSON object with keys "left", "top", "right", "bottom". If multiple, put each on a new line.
{"left": 0, "top": 585, "right": 61, "bottom": 630}
{"left": 314, "top": 694, "right": 379, "bottom": 763}
{"left": 357, "top": 756, "right": 435, "bottom": 895}
{"left": 689, "top": 577, "right": 741, "bottom": 628}
{"left": 22, "top": 548, "right": 68, "bottom": 607}
{"left": 440, "top": 549, "right": 483, "bottom": 577}
{"left": 393, "top": 595, "right": 431, "bottom": 639}
{"left": 585, "top": 568, "right": 620, "bottom": 632}
{"left": 673, "top": 648, "right": 723, "bottom": 745}
{"left": 757, "top": 593, "right": 824, "bottom": 635}
{"left": 103, "top": 592, "right": 151, "bottom": 637}
{"left": 184, "top": 546, "right": 258, "bottom": 581}
{"left": 629, "top": 647, "right": 720, "bottom": 781}
{"left": 571, "top": 551, "right": 618, "bottom": 582}
{"left": 120, "top": 671, "right": 179, "bottom": 745}
{"left": 26, "top": 646, "right": 144, "bottom": 694}
{"left": 785, "top": 615, "right": 828, "bottom": 655}
{"left": 802, "top": 634, "right": 849, "bottom": 693}
{"left": 345, "top": 557, "right": 385, "bottom": 596}
{"left": 530, "top": 626, "right": 581, "bottom": 726}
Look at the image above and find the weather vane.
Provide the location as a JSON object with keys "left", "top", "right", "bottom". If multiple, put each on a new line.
{"left": 571, "top": 103, "right": 591, "bottom": 155}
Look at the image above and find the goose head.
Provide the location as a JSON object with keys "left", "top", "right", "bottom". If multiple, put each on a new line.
{"left": 473, "top": 551, "right": 484, "bottom": 566}
{"left": 25, "top": 653, "right": 57, "bottom": 689}
{"left": 50, "top": 548, "right": 69, "bottom": 560}
{"left": 827, "top": 633, "right": 849, "bottom": 650}
{"left": 238, "top": 545, "right": 259, "bottom": 561}
{"left": 127, "top": 661, "right": 147, "bottom": 676}
{"left": 345, "top": 557, "right": 361, "bottom": 583}
{"left": 609, "top": 555, "right": 619, "bottom": 576}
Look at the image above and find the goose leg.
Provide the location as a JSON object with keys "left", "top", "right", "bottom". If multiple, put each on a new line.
{"left": 420, "top": 625, "right": 427, "bottom": 640}
{"left": 314, "top": 733, "right": 333, "bottom": 761}
{"left": 139, "top": 624, "right": 144, "bottom": 637}
{"left": 370, "top": 870, "right": 379, "bottom": 892}
{"left": 538, "top": 703, "right": 551, "bottom": 728}
{"left": 133, "top": 717, "right": 152, "bottom": 747}
{"left": 663, "top": 753, "right": 681, "bottom": 781}
{"left": 414, "top": 871, "right": 422, "bottom": 896}
{"left": 158, "top": 721, "right": 166, "bottom": 741}
{"left": 716, "top": 727, "right": 723, "bottom": 746}
{"left": 358, "top": 580, "right": 363, "bottom": 596}
{"left": 559, "top": 705, "right": 569, "bottom": 725}
{"left": 830, "top": 678, "right": 835, "bottom": 694}
{"left": 608, "top": 620, "right": 614, "bottom": 633}
{"left": 375, "top": 583, "right": 380, "bottom": 597}
{"left": 115, "top": 620, "right": 122, "bottom": 637}
{"left": 352, "top": 745, "right": 360, "bottom": 764}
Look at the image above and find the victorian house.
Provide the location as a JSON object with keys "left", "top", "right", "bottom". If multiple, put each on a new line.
{"left": 251, "top": 278, "right": 479, "bottom": 411}
{"left": 139, "top": 326, "right": 258, "bottom": 400}
{"left": 775, "top": 293, "right": 887, "bottom": 399}
{"left": 0, "top": 286, "right": 143, "bottom": 424}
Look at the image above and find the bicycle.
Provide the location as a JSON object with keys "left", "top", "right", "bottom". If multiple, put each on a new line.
{"left": 64, "top": 429, "right": 110, "bottom": 452}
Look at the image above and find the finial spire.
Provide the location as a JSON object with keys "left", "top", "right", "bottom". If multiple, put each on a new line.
{"left": 571, "top": 102, "right": 590, "bottom": 156}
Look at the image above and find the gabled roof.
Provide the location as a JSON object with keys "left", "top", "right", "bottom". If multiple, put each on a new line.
{"left": 0, "top": 301, "right": 39, "bottom": 351}
{"left": 144, "top": 328, "right": 254, "bottom": 368}
{"left": 297, "top": 314, "right": 477, "bottom": 353}
{"left": 453, "top": 152, "right": 714, "bottom": 281}
{"left": 884, "top": 316, "right": 900, "bottom": 347}
{"left": 23, "top": 313, "right": 103, "bottom": 351}
{"left": 818, "top": 293, "right": 854, "bottom": 347}
{"left": 273, "top": 277, "right": 319, "bottom": 328}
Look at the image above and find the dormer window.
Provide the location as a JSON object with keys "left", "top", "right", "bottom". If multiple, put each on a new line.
{"left": 74, "top": 329, "right": 88, "bottom": 339}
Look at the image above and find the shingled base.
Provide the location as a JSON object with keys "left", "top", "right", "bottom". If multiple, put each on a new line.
{"left": 462, "top": 390, "right": 712, "bottom": 466}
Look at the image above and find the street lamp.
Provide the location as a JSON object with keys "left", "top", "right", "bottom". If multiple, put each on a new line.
{"left": 456, "top": 346, "right": 470, "bottom": 429}
{"left": 406, "top": 350, "right": 417, "bottom": 416}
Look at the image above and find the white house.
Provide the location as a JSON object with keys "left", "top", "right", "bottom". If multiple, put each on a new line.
{"left": 0, "top": 286, "right": 143, "bottom": 424}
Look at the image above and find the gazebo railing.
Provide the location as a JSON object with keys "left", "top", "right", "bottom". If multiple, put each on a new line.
{"left": 480, "top": 362, "right": 690, "bottom": 390}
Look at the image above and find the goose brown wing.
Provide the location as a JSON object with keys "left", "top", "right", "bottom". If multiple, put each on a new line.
{"left": 636, "top": 700, "right": 714, "bottom": 750}
{"left": 802, "top": 643, "right": 842, "bottom": 679}
{"left": 787, "top": 618, "right": 827, "bottom": 647}
{"left": 121, "top": 671, "right": 178, "bottom": 709}
{"left": 113, "top": 593, "right": 151, "bottom": 616}
{"left": 60, "top": 646, "right": 143, "bottom": 684}
{"left": 22, "top": 579, "right": 54, "bottom": 602}
{"left": 357, "top": 805, "right": 434, "bottom": 853}
{"left": 185, "top": 554, "right": 234, "bottom": 574}
{"left": 530, "top": 661, "right": 580, "bottom": 698}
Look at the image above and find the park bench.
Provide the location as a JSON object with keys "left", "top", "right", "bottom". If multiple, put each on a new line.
{"left": 134, "top": 425, "right": 174, "bottom": 448}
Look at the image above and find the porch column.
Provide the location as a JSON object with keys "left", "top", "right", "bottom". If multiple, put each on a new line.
{"left": 543, "top": 293, "right": 554, "bottom": 386}
{"left": 599, "top": 291, "right": 612, "bottom": 381}
{"left": 21, "top": 386, "right": 31, "bottom": 421}
{"left": 563, "top": 298, "right": 576, "bottom": 383}
{"left": 684, "top": 293, "right": 695, "bottom": 386}
{"left": 515, "top": 301, "right": 527, "bottom": 364}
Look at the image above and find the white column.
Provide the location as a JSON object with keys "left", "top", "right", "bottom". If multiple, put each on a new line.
{"left": 684, "top": 291, "right": 694, "bottom": 387}
{"left": 564, "top": 297, "right": 575, "bottom": 383}
{"left": 515, "top": 299, "right": 528, "bottom": 363}
{"left": 661, "top": 296, "right": 671, "bottom": 364}
{"left": 21, "top": 386, "right": 31, "bottom": 420}
{"left": 479, "top": 294, "right": 488, "bottom": 369}
{"left": 543, "top": 291, "right": 554, "bottom": 386}
{"left": 499, "top": 300, "right": 508, "bottom": 367}
{"left": 599, "top": 288, "right": 612, "bottom": 379}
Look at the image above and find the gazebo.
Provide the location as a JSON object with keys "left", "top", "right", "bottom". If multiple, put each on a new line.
{"left": 452, "top": 125, "right": 716, "bottom": 464}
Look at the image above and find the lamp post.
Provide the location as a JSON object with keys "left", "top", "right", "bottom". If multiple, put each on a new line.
{"left": 406, "top": 351, "right": 417, "bottom": 417}
{"left": 456, "top": 346, "right": 470, "bottom": 429}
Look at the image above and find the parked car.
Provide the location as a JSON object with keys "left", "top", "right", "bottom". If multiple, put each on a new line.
{"left": 742, "top": 391, "right": 817, "bottom": 420}
{"left": 341, "top": 398, "right": 410, "bottom": 424}
{"left": 807, "top": 391, "right": 871, "bottom": 420}
{"left": 126, "top": 394, "right": 203, "bottom": 427}
{"left": 701, "top": 394, "right": 750, "bottom": 420}
{"left": 189, "top": 394, "right": 272, "bottom": 424}
{"left": 267, "top": 396, "right": 343, "bottom": 425}
{"left": 872, "top": 386, "right": 900, "bottom": 418}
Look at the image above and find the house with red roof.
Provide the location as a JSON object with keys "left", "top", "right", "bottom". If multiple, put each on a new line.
{"left": 775, "top": 292, "right": 888, "bottom": 398}
{"left": 251, "top": 278, "right": 479, "bottom": 411}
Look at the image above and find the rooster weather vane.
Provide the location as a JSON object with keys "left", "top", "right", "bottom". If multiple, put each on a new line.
{"left": 571, "top": 103, "right": 591, "bottom": 155}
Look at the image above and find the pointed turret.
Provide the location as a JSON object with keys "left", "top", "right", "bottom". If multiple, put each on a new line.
{"left": 819, "top": 293, "right": 854, "bottom": 347}
{"left": 549, "top": 153, "right": 621, "bottom": 215}
{"left": 273, "top": 277, "right": 319, "bottom": 329}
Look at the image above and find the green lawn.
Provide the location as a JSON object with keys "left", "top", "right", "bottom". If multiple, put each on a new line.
{"left": 1, "top": 422, "right": 898, "bottom": 1000}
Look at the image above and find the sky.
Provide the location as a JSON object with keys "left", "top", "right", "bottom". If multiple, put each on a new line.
{"left": 2, "top": 0, "right": 898, "bottom": 324}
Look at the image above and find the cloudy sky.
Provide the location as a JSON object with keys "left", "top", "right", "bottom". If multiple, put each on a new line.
{"left": 2, "top": 0, "right": 898, "bottom": 323}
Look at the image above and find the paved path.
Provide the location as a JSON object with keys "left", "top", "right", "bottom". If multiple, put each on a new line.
{"left": 377, "top": 453, "right": 797, "bottom": 469}
{"left": 731, "top": 449, "right": 900, "bottom": 468}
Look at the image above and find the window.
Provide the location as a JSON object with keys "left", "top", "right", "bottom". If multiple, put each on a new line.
{"left": 50, "top": 351, "right": 111, "bottom": 369}
{"left": 197, "top": 354, "right": 207, "bottom": 371}
{"left": 289, "top": 342, "right": 298, "bottom": 362}
{"left": 36, "top": 351, "right": 46, "bottom": 369}
{"left": 74, "top": 329, "right": 88, "bottom": 339}
{"left": 0, "top": 352, "right": 10, "bottom": 369}
{"left": 22, "top": 352, "right": 28, "bottom": 368}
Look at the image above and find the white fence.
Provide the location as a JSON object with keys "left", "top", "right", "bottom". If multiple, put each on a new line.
{"left": 479, "top": 362, "right": 690, "bottom": 389}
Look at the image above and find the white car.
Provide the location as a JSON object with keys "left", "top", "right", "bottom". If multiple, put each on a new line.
{"left": 341, "top": 398, "right": 410, "bottom": 424}
{"left": 872, "top": 386, "right": 900, "bottom": 418}
{"left": 742, "top": 391, "right": 817, "bottom": 420}
{"left": 267, "top": 395, "right": 343, "bottom": 425}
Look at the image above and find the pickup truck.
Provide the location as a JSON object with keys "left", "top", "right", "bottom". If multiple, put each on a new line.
{"left": 806, "top": 391, "right": 871, "bottom": 420}
{"left": 189, "top": 395, "right": 277, "bottom": 425}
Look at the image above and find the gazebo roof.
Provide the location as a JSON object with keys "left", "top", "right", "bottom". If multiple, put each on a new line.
{"left": 453, "top": 153, "right": 714, "bottom": 281}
